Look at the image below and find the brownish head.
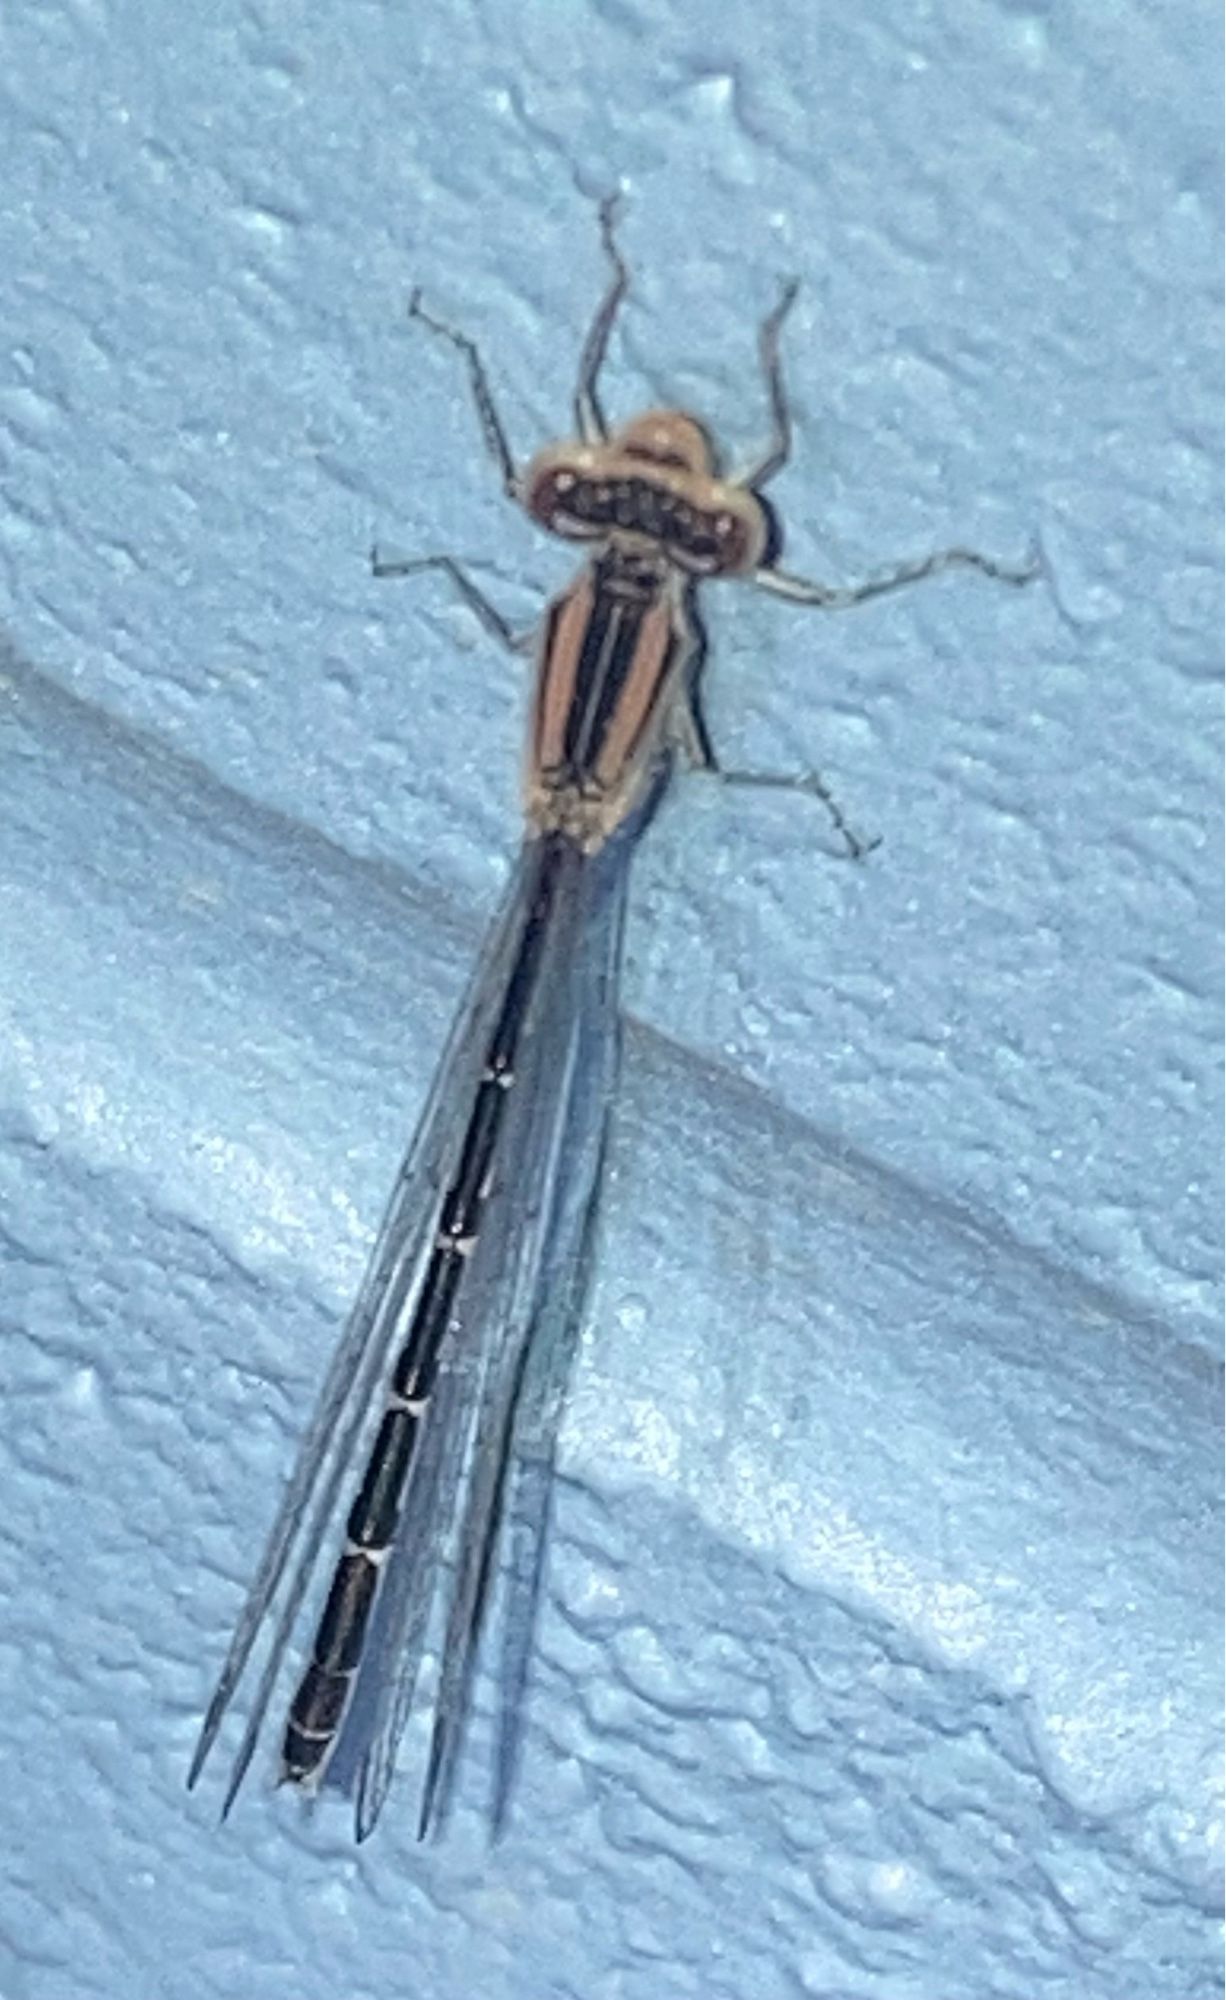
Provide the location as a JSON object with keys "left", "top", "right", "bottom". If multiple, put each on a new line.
{"left": 523, "top": 409, "right": 768, "bottom": 578}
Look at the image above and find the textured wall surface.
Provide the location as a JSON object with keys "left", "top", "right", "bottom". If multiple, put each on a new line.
{"left": 0, "top": 3, "right": 1220, "bottom": 1997}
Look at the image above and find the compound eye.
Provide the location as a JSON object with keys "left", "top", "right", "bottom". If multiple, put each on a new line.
{"left": 670, "top": 508, "right": 747, "bottom": 576}
{"left": 526, "top": 462, "right": 600, "bottom": 538}
{"left": 713, "top": 506, "right": 762, "bottom": 574}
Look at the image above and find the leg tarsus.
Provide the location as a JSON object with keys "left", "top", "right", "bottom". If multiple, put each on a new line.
{"left": 371, "top": 550, "right": 537, "bottom": 654}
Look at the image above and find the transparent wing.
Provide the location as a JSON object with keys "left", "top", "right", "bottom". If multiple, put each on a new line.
{"left": 188, "top": 845, "right": 549, "bottom": 1810}
{"left": 349, "top": 831, "right": 633, "bottom": 1839}
{"left": 491, "top": 862, "right": 627, "bottom": 1832}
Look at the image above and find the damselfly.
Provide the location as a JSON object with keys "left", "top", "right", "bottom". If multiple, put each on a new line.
{"left": 188, "top": 197, "right": 1037, "bottom": 1841}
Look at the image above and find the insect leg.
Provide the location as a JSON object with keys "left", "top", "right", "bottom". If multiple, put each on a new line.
{"left": 736, "top": 276, "right": 802, "bottom": 491}
{"left": 370, "top": 551, "right": 538, "bottom": 653}
{"left": 572, "top": 193, "right": 631, "bottom": 445}
{"left": 753, "top": 539, "right": 1041, "bottom": 609}
{"left": 669, "top": 689, "right": 878, "bottom": 861}
{"left": 408, "top": 289, "right": 521, "bottom": 499}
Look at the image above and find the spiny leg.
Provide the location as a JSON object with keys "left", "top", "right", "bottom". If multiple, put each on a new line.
{"left": 572, "top": 193, "right": 631, "bottom": 444}
{"left": 370, "top": 551, "right": 537, "bottom": 654}
{"left": 753, "top": 538, "right": 1041, "bottom": 610}
{"left": 669, "top": 688, "right": 879, "bottom": 862}
{"left": 407, "top": 290, "right": 521, "bottom": 499}
{"left": 736, "top": 276, "right": 802, "bottom": 491}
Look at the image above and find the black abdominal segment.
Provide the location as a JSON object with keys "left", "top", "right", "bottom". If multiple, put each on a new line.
{"left": 281, "top": 839, "right": 567, "bottom": 1785}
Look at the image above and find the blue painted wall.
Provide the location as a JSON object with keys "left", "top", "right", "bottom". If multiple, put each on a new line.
{"left": 0, "top": 3, "right": 1219, "bottom": 1995}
